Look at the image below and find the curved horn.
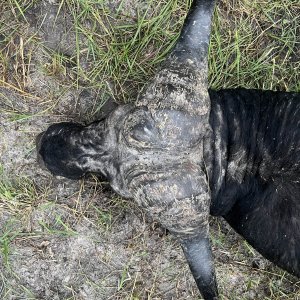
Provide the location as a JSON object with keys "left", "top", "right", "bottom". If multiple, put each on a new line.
{"left": 134, "top": 1, "right": 218, "bottom": 299}
{"left": 182, "top": 237, "right": 218, "bottom": 300}
{"left": 36, "top": 1, "right": 218, "bottom": 298}
{"left": 137, "top": 0, "right": 215, "bottom": 120}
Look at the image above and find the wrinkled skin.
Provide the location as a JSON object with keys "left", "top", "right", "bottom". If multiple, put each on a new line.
{"left": 36, "top": 0, "right": 300, "bottom": 299}
{"left": 37, "top": 98, "right": 212, "bottom": 235}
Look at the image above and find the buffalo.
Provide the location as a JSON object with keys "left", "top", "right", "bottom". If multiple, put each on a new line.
{"left": 36, "top": 0, "right": 300, "bottom": 299}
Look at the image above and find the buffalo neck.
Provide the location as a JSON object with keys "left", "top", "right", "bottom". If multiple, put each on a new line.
{"left": 205, "top": 88, "right": 300, "bottom": 216}
{"left": 205, "top": 89, "right": 261, "bottom": 216}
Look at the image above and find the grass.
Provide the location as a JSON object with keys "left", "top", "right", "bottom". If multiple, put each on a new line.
{"left": 210, "top": 0, "right": 300, "bottom": 91}
{"left": 60, "top": 0, "right": 192, "bottom": 102}
{"left": 0, "top": 0, "right": 299, "bottom": 299}
{"left": 0, "top": 175, "right": 38, "bottom": 213}
{"left": 1, "top": 0, "right": 298, "bottom": 101}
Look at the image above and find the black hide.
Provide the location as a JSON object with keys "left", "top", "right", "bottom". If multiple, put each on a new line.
{"left": 207, "top": 88, "right": 300, "bottom": 278}
{"left": 37, "top": 87, "right": 300, "bottom": 296}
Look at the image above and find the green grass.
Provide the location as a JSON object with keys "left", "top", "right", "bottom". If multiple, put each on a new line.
{"left": 0, "top": 175, "right": 38, "bottom": 213}
{"left": 209, "top": 0, "right": 300, "bottom": 91}
{"left": 0, "top": 220, "right": 18, "bottom": 267}
{"left": 1, "top": 0, "right": 298, "bottom": 99}
{"left": 62, "top": 0, "right": 192, "bottom": 101}
{"left": 56, "top": 0, "right": 300, "bottom": 96}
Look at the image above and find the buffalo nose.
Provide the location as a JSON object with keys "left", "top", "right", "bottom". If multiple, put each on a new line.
{"left": 36, "top": 131, "right": 47, "bottom": 170}
{"left": 36, "top": 132, "right": 44, "bottom": 151}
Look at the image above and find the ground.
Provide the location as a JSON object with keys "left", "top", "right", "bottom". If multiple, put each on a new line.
{"left": 0, "top": 0, "right": 299, "bottom": 299}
